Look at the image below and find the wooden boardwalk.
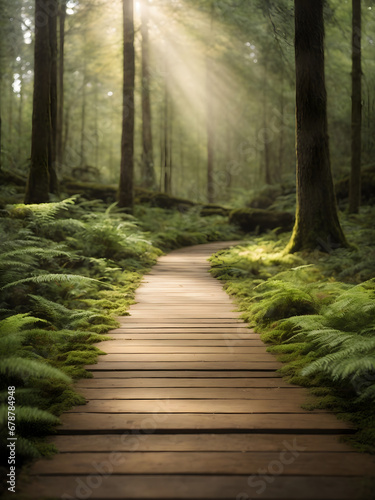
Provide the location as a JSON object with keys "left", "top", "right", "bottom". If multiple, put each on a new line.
{"left": 24, "top": 242, "right": 375, "bottom": 499}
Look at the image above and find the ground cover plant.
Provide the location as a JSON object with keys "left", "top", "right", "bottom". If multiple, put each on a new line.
{"left": 0, "top": 196, "right": 243, "bottom": 467}
{"left": 209, "top": 206, "right": 375, "bottom": 453}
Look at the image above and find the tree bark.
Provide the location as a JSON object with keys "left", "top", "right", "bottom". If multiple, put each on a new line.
{"left": 140, "top": 0, "right": 155, "bottom": 189}
{"left": 119, "top": 0, "right": 135, "bottom": 210}
{"left": 286, "top": 0, "right": 347, "bottom": 252}
{"left": 206, "top": 2, "right": 215, "bottom": 203}
{"left": 349, "top": 0, "right": 362, "bottom": 214}
{"left": 25, "top": 0, "right": 51, "bottom": 204}
{"left": 56, "top": 0, "right": 66, "bottom": 168}
{"left": 206, "top": 54, "right": 214, "bottom": 203}
{"left": 48, "top": 0, "right": 59, "bottom": 194}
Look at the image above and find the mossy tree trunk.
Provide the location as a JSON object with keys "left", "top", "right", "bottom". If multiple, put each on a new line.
{"left": 25, "top": 0, "right": 51, "bottom": 204}
{"left": 140, "top": 0, "right": 155, "bottom": 189}
{"left": 119, "top": 0, "right": 135, "bottom": 211}
{"left": 286, "top": 0, "right": 348, "bottom": 253}
{"left": 349, "top": 0, "right": 362, "bottom": 214}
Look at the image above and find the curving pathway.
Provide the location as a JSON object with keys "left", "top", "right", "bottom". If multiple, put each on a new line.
{"left": 24, "top": 242, "right": 375, "bottom": 499}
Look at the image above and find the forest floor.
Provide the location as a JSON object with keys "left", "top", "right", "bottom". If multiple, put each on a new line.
{"left": 1, "top": 192, "right": 375, "bottom": 498}
{"left": 15, "top": 242, "right": 375, "bottom": 499}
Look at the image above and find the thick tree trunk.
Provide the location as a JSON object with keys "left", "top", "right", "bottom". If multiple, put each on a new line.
{"left": 287, "top": 0, "right": 347, "bottom": 253}
{"left": 56, "top": 0, "right": 66, "bottom": 168}
{"left": 140, "top": 0, "right": 155, "bottom": 189}
{"left": 119, "top": 0, "right": 135, "bottom": 210}
{"left": 25, "top": 0, "right": 51, "bottom": 204}
{"left": 349, "top": 0, "right": 362, "bottom": 214}
{"left": 48, "top": 0, "right": 59, "bottom": 195}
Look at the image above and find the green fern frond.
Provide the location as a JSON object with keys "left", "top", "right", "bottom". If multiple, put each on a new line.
{"left": 0, "top": 314, "right": 45, "bottom": 336}
{"left": 0, "top": 404, "right": 60, "bottom": 434}
{"left": 1, "top": 273, "right": 103, "bottom": 290}
{"left": 0, "top": 357, "right": 71, "bottom": 383}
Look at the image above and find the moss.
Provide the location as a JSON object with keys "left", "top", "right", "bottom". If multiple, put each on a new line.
{"left": 229, "top": 208, "right": 294, "bottom": 233}
{"left": 150, "top": 192, "right": 196, "bottom": 211}
{"left": 62, "top": 350, "right": 102, "bottom": 365}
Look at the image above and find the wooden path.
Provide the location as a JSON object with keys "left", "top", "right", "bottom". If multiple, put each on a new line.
{"left": 24, "top": 242, "right": 375, "bottom": 499}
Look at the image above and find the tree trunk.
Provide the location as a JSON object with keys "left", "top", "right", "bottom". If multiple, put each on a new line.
{"left": 17, "top": 71, "right": 23, "bottom": 162}
{"left": 119, "top": 0, "right": 135, "bottom": 210}
{"left": 48, "top": 0, "right": 59, "bottom": 195}
{"left": 56, "top": 0, "right": 66, "bottom": 168}
{"left": 206, "top": 54, "right": 214, "bottom": 203}
{"left": 25, "top": 0, "right": 51, "bottom": 204}
{"left": 206, "top": 3, "right": 215, "bottom": 203}
{"left": 163, "top": 67, "right": 170, "bottom": 194}
{"left": 140, "top": 0, "right": 155, "bottom": 189}
{"left": 80, "top": 54, "right": 87, "bottom": 168}
{"left": 286, "top": 0, "right": 347, "bottom": 253}
{"left": 349, "top": 0, "right": 362, "bottom": 214}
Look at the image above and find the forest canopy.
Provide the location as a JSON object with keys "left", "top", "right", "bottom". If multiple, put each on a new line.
{"left": 1, "top": 0, "right": 375, "bottom": 205}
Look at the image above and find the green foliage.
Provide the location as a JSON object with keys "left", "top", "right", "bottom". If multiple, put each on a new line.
{"left": 210, "top": 212, "right": 375, "bottom": 452}
{"left": 0, "top": 195, "right": 242, "bottom": 466}
{"left": 136, "top": 206, "right": 243, "bottom": 251}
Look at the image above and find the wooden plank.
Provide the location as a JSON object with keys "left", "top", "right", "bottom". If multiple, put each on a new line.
{"left": 68, "top": 399, "right": 321, "bottom": 413}
{"left": 90, "top": 371, "right": 282, "bottom": 379}
{"left": 115, "top": 318, "right": 243, "bottom": 324}
{"left": 59, "top": 413, "right": 351, "bottom": 432}
{"left": 96, "top": 345, "right": 268, "bottom": 353}
{"left": 75, "top": 378, "right": 291, "bottom": 388}
{"left": 77, "top": 388, "right": 307, "bottom": 400}
{"left": 85, "top": 362, "right": 281, "bottom": 370}
{"left": 97, "top": 339, "right": 265, "bottom": 346}
{"left": 98, "top": 354, "right": 276, "bottom": 362}
{"left": 50, "top": 433, "right": 355, "bottom": 453}
{"left": 107, "top": 332, "right": 259, "bottom": 338}
{"left": 23, "top": 475, "right": 374, "bottom": 499}
{"left": 30, "top": 451, "right": 375, "bottom": 476}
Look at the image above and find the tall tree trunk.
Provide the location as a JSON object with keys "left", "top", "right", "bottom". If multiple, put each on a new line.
{"left": 25, "top": 0, "right": 51, "bottom": 204}
{"left": 167, "top": 97, "right": 173, "bottom": 194}
{"left": 262, "top": 63, "right": 272, "bottom": 185}
{"left": 119, "top": 0, "right": 135, "bottom": 210}
{"left": 17, "top": 71, "right": 23, "bottom": 162}
{"left": 206, "top": 3, "right": 215, "bottom": 203}
{"left": 163, "top": 77, "right": 169, "bottom": 194}
{"left": 277, "top": 68, "right": 285, "bottom": 182}
{"left": 206, "top": 54, "right": 214, "bottom": 203}
{"left": 349, "top": 0, "right": 362, "bottom": 214}
{"left": 56, "top": 0, "right": 66, "bottom": 167}
{"left": 140, "top": 0, "right": 155, "bottom": 189}
{"left": 286, "top": 0, "right": 347, "bottom": 253}
{"left": 48, "top": 0, "right": 59, "bottom": 194}
{"left": 80, "top": 55, "right": 87, "bottom": 167}
{"left": 8, "top": 79, "right": 13, "bottom": 156}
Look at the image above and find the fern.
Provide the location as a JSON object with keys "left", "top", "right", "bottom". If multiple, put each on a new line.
{"left": 0, "top": 357, "right": 71, "bottom": 384}
{"left": 0, "top": 404, "right": 60, "bottom": 434}
{"left": 1, "top": 273, "right": 103, "bottom": 290}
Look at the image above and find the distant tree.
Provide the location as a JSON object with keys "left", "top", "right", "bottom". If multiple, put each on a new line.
{"left": 140, "top": 0, "right": 155, "bottom": 189}
{"left": 286, "top": 0, "right": 347, "bottom": 252}
{"left": 349, "top": 0, "right": 362, "bottom": 214}
{"left": 119, "top": 0, "right": 135, "bottom": 210}
{"left": 25, "top": 0, "right": 51, "bottom": 203}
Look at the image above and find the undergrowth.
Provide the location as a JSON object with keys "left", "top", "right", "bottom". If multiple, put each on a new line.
{"left": 210, "top": 207, "right": 375, "bottom": 453}
{"left": 0, "top": 196, "right": 242, "bottom": 467}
